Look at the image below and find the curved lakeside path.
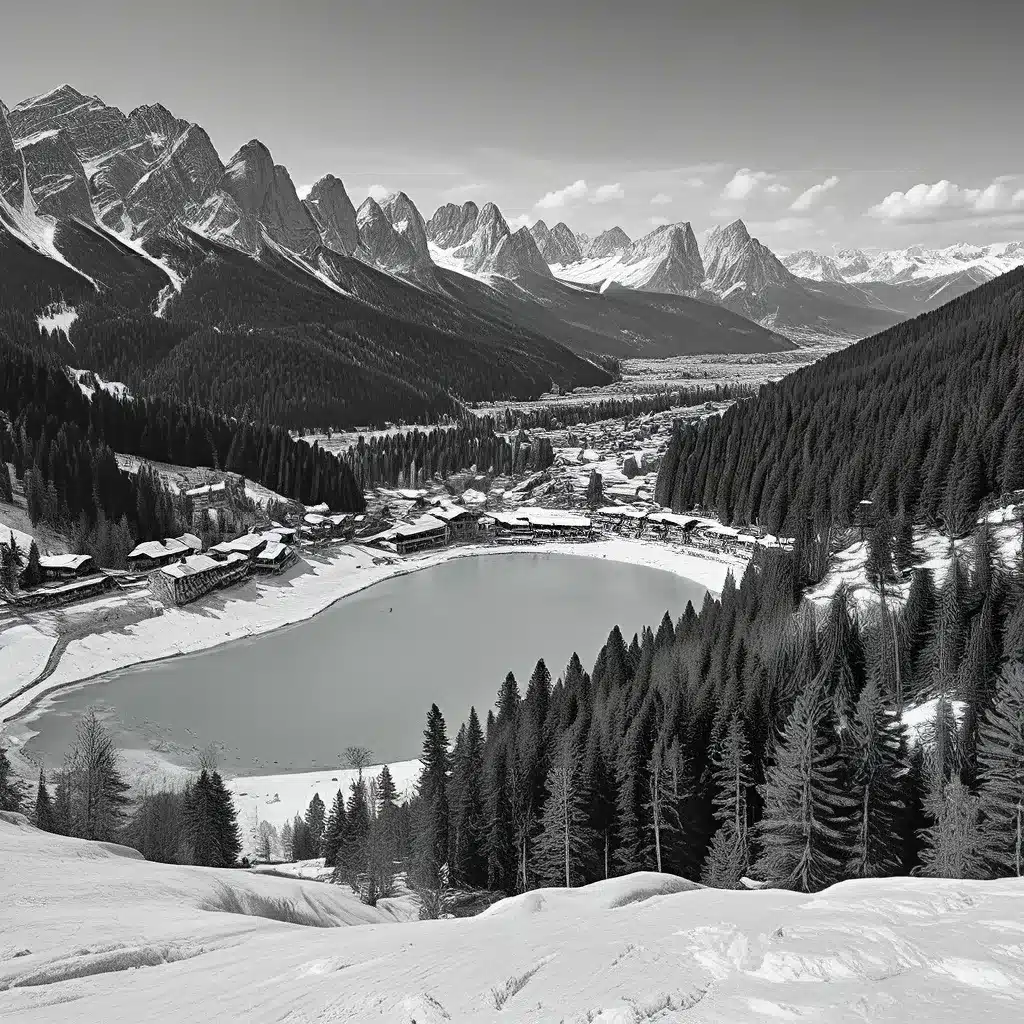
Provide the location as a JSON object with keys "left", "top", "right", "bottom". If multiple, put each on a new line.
{"left": 0, "top": 538, "right": 745, "bottom": 730}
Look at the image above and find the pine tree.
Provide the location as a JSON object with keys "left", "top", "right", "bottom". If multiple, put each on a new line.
{"left": 754, "top": 687, "right": 856, "bottom": 892}
{"left": 338, "top": 777, "right": 371, "bottom": 889}
{"left": 701, "top": 822, "right": 749, "bottom": 889}
{"left": 0, "top": 745, "right": 25, "bottom": 812}
{"left": 710, "top": 716, "right": 752, "bottom": 840}
{"left": 413, "top": 704, "right": 451, "bottom": 889}
{"left": 33, "top": 768, "right": 57, "bottom": 833}
{"left": 304, "top": 792, "right": 326, "bottom": 857}
{"left": 451, "top": 707, "right": 486, "bottom": 888}
{"left": 322, "top": 789, "right": 348, "bottom": 868}
{"left": 0, "top": 461, "right": 12, "bottom": 503}
{"left": 532, "top": 737, "right": 594, "bottom": 887}
{"left": 916, "top": 778, "right": 988, "bottom": 879}
{"left": 183, "top": 770, "right": 221, "bottom": 866}
{"left": 209, "top": 770, "right": 241, "bottom": 866}
{"left": 846, "top": 678, "right": 907, "bottom": 878}
{"left": 60, "top": 709, "right": 131, "bottom": 841}
{"left": 280, "top": 818, "right": 294, "bottom": 861}
{"left": 22, "top": 539, "right": 43, "bottom": 589}
{"left": 977, "top": 664, "right": 1024, "bottom": 876}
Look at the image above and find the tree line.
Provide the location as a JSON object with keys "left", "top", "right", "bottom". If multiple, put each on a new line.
{"left": 398, "top": 517, "right": 1024, "bottom": 903}
{"left": 0, "top": 711, "right": 242, "bottom": 868}
{"left": 655, "top": 267, "right": 1024, "bottom": 539}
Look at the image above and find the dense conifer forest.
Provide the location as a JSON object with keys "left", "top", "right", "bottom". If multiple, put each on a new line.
{"left": 397, "top": 519, "right": 1024, "bottom": 902}
{"left": 0, "top": 328, "right": 364, "bottom": 566}
{"left": 655, "top": 267, "right": 1024, "bottom": 538}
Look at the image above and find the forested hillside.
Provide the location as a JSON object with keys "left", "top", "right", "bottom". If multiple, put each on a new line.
{"left": 655, "top": 267, "right": 1024, "bottom": 537}
{"left": 0, "top": 329, "right": 364, "bottom": 567}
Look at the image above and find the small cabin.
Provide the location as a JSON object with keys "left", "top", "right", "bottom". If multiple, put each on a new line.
{"left": 39, "top": 553, "right": 94, "bottom": 581}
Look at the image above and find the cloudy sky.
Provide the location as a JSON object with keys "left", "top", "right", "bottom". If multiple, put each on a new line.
{"left": 2, "top": 0, "right": 1022, "bottom": 251}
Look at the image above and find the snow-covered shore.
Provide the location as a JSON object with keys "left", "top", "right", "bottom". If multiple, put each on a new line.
{"left": 0, "top": 537, "right": 740, "bottom": 729}
{"left": 4, "top": 811, "right": 1024, "bottom": 1023}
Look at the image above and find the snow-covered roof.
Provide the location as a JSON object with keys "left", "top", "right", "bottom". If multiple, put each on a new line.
{"left": 160, "top": 554, "right": 221, "bottom": 579}
{"left": 596, "top": 506, "right": 647, "bottom": 520}
{"left": 176, "top": 533, "right": 202, "bottom": 552}
{"left": 303, "top": 513, "right": 326, "bottom": 526}
{"left": 647, "top": 511, "right": 702, "bottom": 529}
{"left": 128, "top": 538, "right": 189, "bottom": 560}
{"left": 257, "top": 541, "right": 288, "bottom": 562}
{"left": 429, "top": 506, "right": 477, "bottom": 522}
{"left": 39, "top": 553, "right": 92, "bottom": 571}
{"left": 705, "top": 525, "right": 741, "bottom": 538}
{"left": 392, "top": 516, "right": 448, "bottom": 539}
{"left": 226, "top": 533, "right": 266, "bottom": 552}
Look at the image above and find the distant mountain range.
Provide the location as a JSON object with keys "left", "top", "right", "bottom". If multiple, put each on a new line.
{"left": 0, "top": 84, "right": 791, "bottom": 396}
{"left": 2, "top": 83, "right": 1021, "bottom": 431}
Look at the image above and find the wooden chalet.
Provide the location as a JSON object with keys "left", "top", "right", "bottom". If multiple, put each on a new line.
{"left": 252, "top": 541, "right": 298, "bottom": 575}
{"left": 39, "top": 553, "right": 94, "bottom": 581}
{"left": 150, "top": 552, "right": 249, "bottom": 606}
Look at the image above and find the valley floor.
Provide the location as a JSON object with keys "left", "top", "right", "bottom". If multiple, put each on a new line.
{"left": 2, "top": 812, "right": 1022, "bottom": 1023}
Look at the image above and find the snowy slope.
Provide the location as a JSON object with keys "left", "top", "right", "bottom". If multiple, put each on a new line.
{"left": 3, "top": 813, "right": 1024, "bottom": 1022}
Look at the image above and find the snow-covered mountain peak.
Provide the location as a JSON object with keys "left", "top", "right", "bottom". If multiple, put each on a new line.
{"left": 425, "top": 201, "right": 479, "bottom": 249}
{"left": 583, "top": 226, "right": 630, "bottom": 259}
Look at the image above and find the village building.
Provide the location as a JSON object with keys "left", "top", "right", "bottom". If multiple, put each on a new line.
{"left": 150, "top": 552, "right": 249, "bottom": 606}
{"left": 39, "top": 553, "right": 94, "bottom": 581}
{"left": 429, "top": 505, "right": 480, "bottom": 541}
{"left": 10, "top": 573, "right": 116, "bottom": 610}
{"left": 127, "top": 536, "right": 202, "bottom": 571}
{"left": 263, "top": 525, "right": 298, "bottom": 545}
{"left": 208, "top": 533, "right": 268, "bottom": 562}
{"left": 252, "top": 541, "right": 298, "bottom": 575}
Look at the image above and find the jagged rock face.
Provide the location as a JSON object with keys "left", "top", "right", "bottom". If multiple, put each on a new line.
{"left": 624, "top": 223, "right": 704, "bottom": 293}
{"left": 0, "top": 101, "right": 25, "bottom": 209}
{"left": 583, "top": 227, "right": 630, "bottom": 259}
{"left": 379, "top": 191, "right": 433, "bottom": 270}
{"left": 356, "top": 197, "right": 421, "bottom": 275}
{"left": 88, "top": 150, "right": 147, "bottom": 230}
{"left": 488, "top": 226, "right": 553, "bottom": 279}
{"left": 9, "top": 85, "right": 130, "bottom": 161}
{"left": 532, "top": 220, "right": 582, "bottom": 264}
{"left": 125, "top": 103, "right": 190, "bottom": 163}
{"left": 703, "top": 219, "right": 793, "bottom": 294}
{"left": 219, "top": 140, "right": 320, "bottom": 255}
{"left": 426, "top": 201, "right": 478, "bottom": 248}
{"left": 20, "top": 130, "right": 95, "bottom": 222}
{"left": 453, "top": 202, "right": 510, "bottom": 273}
{"left": 123, "top": 124, "right": 225, "bottom": 236}
{"left": 304, "top": 174, "right": 358, "bottom": 255}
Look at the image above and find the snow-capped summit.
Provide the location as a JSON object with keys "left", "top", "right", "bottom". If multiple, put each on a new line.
{"left": 303, "top": 174, "right": 358, "bottom": 255}
{"left": 530, "top": 220, "right": 582, "bottom": 264}
{"left": 125, "top": 103, "right": 190, "bottom": 163}
{"left": 452, "top": 201, "right": 511, "bottom": 273}
{"left": 781, "top": 248, "right": 847, "bottom": 284}
{"left": 551, "top": 221, "right": 702, "bottom": 295}
{"left": 355, "top": 196, "right": 436, "bottom": 285}
{"left": 10, "top": 84, "right": 131, "bottom": 162}
{"left": 489, "top": 224, "right": 553, "bottom": 279}
{"left": 425, "top": 201, "right": 479, "bottom": 249}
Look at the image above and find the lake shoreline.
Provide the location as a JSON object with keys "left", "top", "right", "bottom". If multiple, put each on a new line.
{"left": 1, "top": 538, "right": 744, "bottom": 774}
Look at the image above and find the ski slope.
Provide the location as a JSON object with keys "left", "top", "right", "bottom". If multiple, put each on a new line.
{"left": 2, "top": 812, "right": 1023, "bottom": 1022}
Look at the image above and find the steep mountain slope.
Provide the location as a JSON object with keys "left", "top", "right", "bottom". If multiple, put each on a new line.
{"left": 303, "top": 174, "right": 358, "bottom": 255}
{"left": 530, "top": 219, "right": 582, "bottom": 264}
{"left": 699, "top": 220, "right": 904, "bottom": 338}
{"left": 425, "top": 201, "right": 478, "bottom": 248}
{"left": 656, "top": 265, "right": 1024, "bottom": 533}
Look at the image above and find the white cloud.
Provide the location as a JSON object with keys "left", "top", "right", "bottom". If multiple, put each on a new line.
{"left": 440, "top": 182, "right": 487, "bottom": 200}
{"left": 508, "top": 214, "right": 533, "bottom": 230}
{"left": 722, "top": 168, "right": 780, "bottom": 201}
{"left": 366, "top": 184, "right": 391, "bottom": 202}
{"left": 591, "top": 182, "right": 624, "bottom": 204}
{"left": 296, "top": 183, "right": 313, "bottom": 200}
{"left": 648, "top": 216, "right": 671, "bottom": 227}
{"left": 681, "top": 177, "right": 705, "bottom": 188}
{"left": 650, "top": 192, "right": 672, "bottom": 205}
{"left": 765, "top": 183, "right": 791, "bottom": 194}
{"left": 790, "top": 176, "right": 840, "bottom": 211}
{"left": 536, "top": 179, "right": 589, "bottom": 209}
{"left": 867, "top": 177, "right": 1024, "bottom": 223}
